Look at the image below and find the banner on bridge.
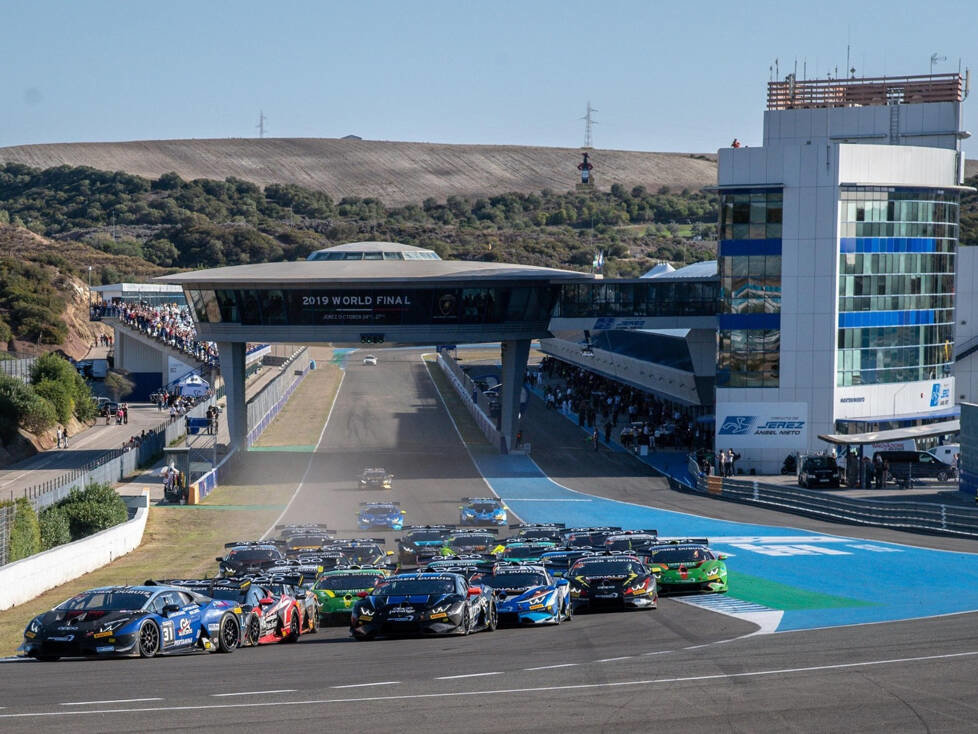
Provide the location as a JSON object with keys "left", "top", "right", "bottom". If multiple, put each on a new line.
{"left": 715, "top": 402, "right": 808, "bottom": 449}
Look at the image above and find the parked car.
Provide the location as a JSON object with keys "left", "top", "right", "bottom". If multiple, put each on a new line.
{"left": 797, "top": 454, "right": 842, "bottom": 488}
{"left": 875, "top": 450, "right": 955, "bottom": 486}
{"left": 926, "top": 444, "right": 960, "bottom": 468}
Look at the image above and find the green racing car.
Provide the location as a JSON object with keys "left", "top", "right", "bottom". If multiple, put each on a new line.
{"left": 644, "top": 539, "right": 728, "bottom": 594}
{"left": 313, "top": 567, "right": 391, "bottom": 625}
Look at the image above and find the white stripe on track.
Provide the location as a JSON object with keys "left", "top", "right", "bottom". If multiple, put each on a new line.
{"left": 6, "top": 650, "right": 977, "bottom": 719}
{"left": 261, "top": 369, "right": 345, "bottom": 539}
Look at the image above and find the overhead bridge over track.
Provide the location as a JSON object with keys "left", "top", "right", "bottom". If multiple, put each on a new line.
{"left": 159, "top": 242, "right": 722, "bottom": 454}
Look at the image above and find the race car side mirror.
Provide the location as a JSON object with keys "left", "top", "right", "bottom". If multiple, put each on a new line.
{"left": 163, "top": 604, "right": 181, "bottom": 616}
{"left": 215, "top": 557, "right": 224, "bottom": 563}
{"left": 356, "top": 591, "right": 369, "bottom": 598}
{"left": 387, "top": 551, "right": 394, "bottom": 556}
{"left": 259, "top": 597, "right": 274, "bottom": 605}
{"left": 717, "top": 554, "right": 727, "bottom": 560}
{"left": 394, "top": 538, "right": 401, "bottom": 542}
{"left": 467, "top": 587, "right": 481, "bottom": 597}
{"left": 555, "top": 578, "right": 570, "bottom": 587}
{"left": 400, "top": 511, "right": 406, "bottom": 514}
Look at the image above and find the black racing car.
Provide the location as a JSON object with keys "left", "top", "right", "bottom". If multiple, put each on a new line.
{"left": 216, "top": 542, "right": 286, "bottom": 576}
{"left": 566, "top": 554, "right": 658, "bottom": 612}
{"left": 350, "top": 572, "right": 497, "bottom": 640}
{"left": 358, "top": 468, "right": 393, "bottom": 490}
{"left": 396, "top": 525, "right": 454, "bottom": 567}
{"left": 602, "top": 530, "right": 660, "bottom": 554}
{"left": 509, "top": 523, "right": 566, "bottom": 542}
{"left": 561, "top": 527, "right": 622, "bottom": 548}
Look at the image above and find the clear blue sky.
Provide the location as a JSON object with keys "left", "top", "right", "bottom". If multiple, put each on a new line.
{"left": 3, "top": 0, "right": 975, "bottom": 156}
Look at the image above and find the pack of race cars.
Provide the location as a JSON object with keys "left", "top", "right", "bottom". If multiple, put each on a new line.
{"left": 19, "top": 519, "right": 729, "bottom": 659}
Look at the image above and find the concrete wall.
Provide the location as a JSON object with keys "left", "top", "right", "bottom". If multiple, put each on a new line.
{"left": 0, "top": 491, "right": 150, "bottom": 611}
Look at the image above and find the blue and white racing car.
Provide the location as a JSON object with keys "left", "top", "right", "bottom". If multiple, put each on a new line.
{"left": 470, "top": 563, "right": 572, "bottom": 626}
{"left": 358, "top": 501, "right": 406, "bottom": 531}
{"left": 459, "top": 497, "right": 508, "bottom": 526}
{"left": 20, "top": 585, "right": 241, "bottom": 660}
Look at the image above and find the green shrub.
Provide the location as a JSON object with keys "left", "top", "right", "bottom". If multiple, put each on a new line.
{"left": 33, "top": 378, "right": 72, "bottom": 424}
{"left": 8, "top": 497, "right": 40, "bottom": 561}
{"left": 0, "top": 375, "right": 57, "bottom": 438}
{"left": 29, "top": 352, "right": 94, "bottom": 422}
{"left": 38, "top": 505, "right": 71, "bottom": 550}
{"left": 59, "top": 482, "right": 128, "bottom": 540}
{"left": 19, "top": 393, "right": 58, "bottom": 434}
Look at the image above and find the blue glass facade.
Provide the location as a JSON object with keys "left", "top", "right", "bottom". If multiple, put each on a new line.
{"left": 837, "top": 187, "right": 959, "bottom": 387}
{"left": 717, "top": 189, "right": 783, "bottom": 388}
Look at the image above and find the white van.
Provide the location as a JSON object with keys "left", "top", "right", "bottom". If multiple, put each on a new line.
{"left": 926, "top": 444, "right": 960, "bottom": 465}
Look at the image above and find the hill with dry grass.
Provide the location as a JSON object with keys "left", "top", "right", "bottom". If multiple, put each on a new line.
{"left": 0, "top": 138, "right": 718, "bottom": 206}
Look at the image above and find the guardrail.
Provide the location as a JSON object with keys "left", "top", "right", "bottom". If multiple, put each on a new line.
{"left": 437, "top": 351, "right": 503, "bottom": 448}
{"left": 680, "top": 457, "right": 978, "bottom": 538}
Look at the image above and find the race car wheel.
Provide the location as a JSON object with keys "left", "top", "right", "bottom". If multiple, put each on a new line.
{"left": 284, "top": 613, "right": 300, "bottom": 643}
{"left": 307, "top": 609, "right": 320, "bottom": 634}
{"left": 937, "top": 471, "right": 949, "bottom": 482}
{"left": 460, "top": 607, "right": 471, "bottom": 636}
{"left": 246, "top": 614, "right": 261, "bottom": 646}
{"left": 217, "top": 613, "right": 239, "bottom": 653}
{"left": 564, "top": 598, "right": 574, "bottom": 621}
{"left": 485, "top": 602, "right": 497, "bottom": 632}
{"left": 138, "top": 620, "right": 160, "bottom": 658}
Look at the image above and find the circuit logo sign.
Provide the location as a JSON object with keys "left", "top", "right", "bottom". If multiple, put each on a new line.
{"left": 715, "top": 402, "right": 808, "bottom": 448}
{"left": 719, "top": 416, "right": 756, "bottom": 435}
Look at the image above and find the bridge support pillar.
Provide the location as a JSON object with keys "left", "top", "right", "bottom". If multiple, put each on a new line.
{"left": 217, "top": 341, "right": 247, "bottom": 451}
{"left": 499, "top": 339, "right": 530, "bottom": 453}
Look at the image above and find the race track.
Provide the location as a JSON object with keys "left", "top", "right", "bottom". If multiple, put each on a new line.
{"left": 3, "top": 352, "right": 977, "bottom": 733}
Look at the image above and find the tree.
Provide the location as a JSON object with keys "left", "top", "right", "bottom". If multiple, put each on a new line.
{"left": 104, "top": 370, "right": 135, "bottom": 401}
{"left": 8, "top": 498, "right": 40, "bottom": 561}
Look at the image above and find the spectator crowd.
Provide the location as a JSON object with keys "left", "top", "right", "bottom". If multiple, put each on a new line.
{"left": 91, "top": 301, "right": 219, "bottom": 367}
{"left": 537, "top": 356, "right": 713, "bottom": 453}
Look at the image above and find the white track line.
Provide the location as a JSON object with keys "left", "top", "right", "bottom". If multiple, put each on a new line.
{"left": 261, "top": 369, "right": 345, "bottom": 539}
{"left": 331, "top": 681, "right": 400, "bottom": 689}
{"left": 523, "top": 663, "right": 578, "bottom": 671}
{"left": 211, "top": 690, "right": 295, "bottom": 698}
{"left": 596, "top": 656, "right": 633, "bottom": 663}
{"left": 59, "top": 697, "right": 162, "bottom": 706}
{"left": 435, "top": 671, "right": 503, "bottom": 680}
{"left": 7, "top": 650, "right": 977, "bottom": 719}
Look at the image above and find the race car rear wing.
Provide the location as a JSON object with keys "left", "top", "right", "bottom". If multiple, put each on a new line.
{"left": 334, "top": 537, "right": 386, "bottom": 544}
{"left": 460, "top": 497, "right": 502, "bottom": 503}
{"left": 564, "top": 526, "right": 622, "bottom": 533}
{"left": 609, "top": 529, "right": 659, "bottom": 536}
{"left": 451, "top": 528, "right": 498, "bottom": 535}
{"left": 276, "top": 523, "right": 334, "bottom": 532}
{"left": 402, "top": 524, "right": 453, "bottom": 530}
{"left": 509, "top": 523, "right": 566, "bottom": 530}
{"left": 359, "top": 501, "right": 401, "bottom": 506}
{"left": 224, "top": 540, "right": 284, "bottom": 549}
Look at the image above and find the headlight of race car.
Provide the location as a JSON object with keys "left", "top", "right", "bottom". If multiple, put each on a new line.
{"left": 99, "top": 618, "right": 131, "bottom": 633}
{"left": 430, "top": 602, "right": 462, "bottom": 615}
{"left": 462, "top": 509, "right": 475, "bottom": 516}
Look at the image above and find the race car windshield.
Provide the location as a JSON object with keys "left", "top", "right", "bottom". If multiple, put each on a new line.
{"left": 228, "top": 549, "right": 280, "bottom": 562}
{"left": 341, "top": 550, "right": 381, "bottom": 564}
{"left": 448, "top": 536, "right": 494, "bottom": 549}
{"left": 475, "top": 572, "right": 548, "bottom": 589}
{"left": 364, "top": 506, "right": 396, "bottom": 513}
{"left": 470, "top": 503, "right": 500, "bottom": 513}
{"left": 648, "top": 548, "right": 713, "bottom": 563}
{"left": 805, "top": 456, "right": 836, "bottom": 469}
{"left": 570, "top": 560, "right": 640, "bottom": 576}
{"left": 503, "top": 546, "right": 548, "bottom": 559}
{"left": 316, "top": 574, "right": 383, "bottom": 591}
{"left": 405, "top": 531, "right": 446, "bottom": 542}
{"left": 58, "top": 590, "right": 152, "bottom": 611}
{"left": 373, "top": 578, "right": 455, "bottom": 596}
{"left": 287, "top": 536, "right": 327, "bottom": 547}
{"left": 363, "top": 471, "right": 386, "bottom": 479}
{"left": 604, "top": 538, "right": 654, "bottom": 551}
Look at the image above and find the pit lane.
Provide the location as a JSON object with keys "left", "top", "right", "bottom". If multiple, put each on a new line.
{"left": 2, "top": 350, "right": 976, "bottom": 732}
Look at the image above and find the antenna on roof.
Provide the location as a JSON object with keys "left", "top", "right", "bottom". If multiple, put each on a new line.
{"left": 256, "top": 110, "right": 268, "bottom": 139}
{"left": 581, "top": 102, "right": 598, "bottom": 149}
{"left": 930, "top": 53, "right": 947, "bottom": 74}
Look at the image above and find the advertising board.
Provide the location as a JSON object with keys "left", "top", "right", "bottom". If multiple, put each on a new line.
{"left": 715, "top": 402, "right": 808, "bottom": 449}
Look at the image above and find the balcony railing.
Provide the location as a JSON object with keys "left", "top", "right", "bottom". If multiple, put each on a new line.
{"left": 767, "top": 73, "right": 964, "bottom": 110}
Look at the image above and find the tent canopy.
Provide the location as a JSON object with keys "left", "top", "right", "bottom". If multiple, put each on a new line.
{"left": 818, "top": 419, "right": 959, "bottom": 446}
{"left": 178, "top": 374, "right": 209, "bottom": 387}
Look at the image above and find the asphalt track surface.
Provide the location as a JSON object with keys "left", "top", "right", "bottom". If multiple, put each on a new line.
{"left": 3, "top": 352, "right": 977, "bottom": 733}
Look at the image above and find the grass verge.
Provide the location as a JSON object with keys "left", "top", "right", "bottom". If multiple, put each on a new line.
{"left": 252, "top": 360, "right": 341, "bottom": 448}
{"left": 422, "top": 355, "right": 489, "bottom": 446}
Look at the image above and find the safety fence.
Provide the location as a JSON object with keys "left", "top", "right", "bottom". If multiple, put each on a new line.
{"left": 0, "top": 505, "right": 11, "bottom": 567}
{"left": 192, "top": 347, "right": 309, "bottom": 503}
{"left": 0, "top": 354, "right": 37, "bottom": 383}
{"left": 13, "top": 398, "right": 216, "bottom": 513}
{"left": 679, "top": 458, "right": 978, "bottom": 538}
{"left": 437, "top": 351, "right": 503, "bottom": 448}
